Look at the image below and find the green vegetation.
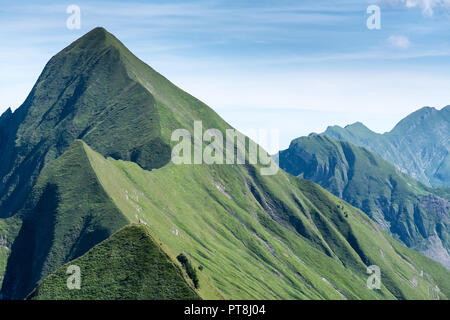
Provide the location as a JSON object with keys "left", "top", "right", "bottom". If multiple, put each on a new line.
{"left": 0, "top": 141, "right": 129, "bottom": 299}
{"left": 278, "top": 134, "right": 449, "bottom": 269}
{"left": 81, "top": 141, "right": 449, "bottom": 299}
{"left": 0, "top": 27, "right": 449, "bottom": 300}
{"left": 28, "top": 224, "right": 200, "bottom": 300}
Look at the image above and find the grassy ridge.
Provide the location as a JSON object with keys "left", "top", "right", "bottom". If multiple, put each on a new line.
{"left": 0, "top": 27, "right": 236, "bottom": 299}
{"left": 0, "top": 141, "right": 130, "bottom": 299}
{"left": 81, "top": 140, "right": 449, "bottom": 299}
{"left": 28, "top": 224, "right": 200, "bottom": 300}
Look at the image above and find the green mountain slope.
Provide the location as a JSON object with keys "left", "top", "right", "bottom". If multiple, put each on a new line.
{"left": 278, "top": 135, "right": 450, "bottom": 269}
{"left": 1, "top": 28, "right": 449, "bottom": 300}
{"left": 0, "top": 27, "right": 175, "bottom": 220}
{"left": 0, "top": 27, "right": 232, "bottom": 296}
{"left": 47, "top": 140, "right": 450, "bottom": 299}
{"left": 28, "top": 224, "right": 200, "bottom": 300}
{"left": 0, "top": 140, "right": 129, "bottom": 299}
{"left": 323, "top": 106, "right": 450, "bottom": 188}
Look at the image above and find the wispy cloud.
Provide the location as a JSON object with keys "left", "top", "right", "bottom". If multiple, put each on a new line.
{"left": 388, "top": 35, "right": 411, "bottom": 49}
{"left": 379, "top": 0, "right": 450, "bottom": 16}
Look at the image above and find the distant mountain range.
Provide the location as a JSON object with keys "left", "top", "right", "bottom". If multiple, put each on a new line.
{"left": 278, "top": 134, "right": 450, "bottom": 269}
{"left": 0, "top": 28, "right": 448, "bottom": 300}
{"left": 323, "top": 106, "right": 450, "bottom": 188}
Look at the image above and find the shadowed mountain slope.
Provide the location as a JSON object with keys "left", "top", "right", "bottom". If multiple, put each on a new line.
{"left": 0, "top": 140, "right": 129, "bottom": 299}
{"left": 278, "top": 135, "right": 450, "bottom": 269}
{"left": 16, "top": 139, "right": 447, "bottom": 300}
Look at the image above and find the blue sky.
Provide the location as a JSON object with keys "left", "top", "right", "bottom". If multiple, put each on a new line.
{"left": 1, "top": 0, "right": 450, "bottom": 149}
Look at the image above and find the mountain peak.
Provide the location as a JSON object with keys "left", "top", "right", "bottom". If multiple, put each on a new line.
{"left": 413, "top": 106, "right": 435, "bottom": 114}
{"left": 64, "top": 27, "right": 123, "bottom": 54}
{"left": 81, "top": 27, "right": 109, "bottom": 42}
{"left": 0, "top": 27, "right": 174, "bottom": 218}
{"left": 324, "top": 121, "right": 371, "bottom": 135}
{"left": 89, "top": 26, "right": 108, "bottom": 35}
{"left": 345, "top": 121, "right": 368, "bottom": 129}
{"left": 390, "top": 106, "right": 439, "bottom": 134}
{"left": 0, "top": 107, "right": 12, "bottom": 122}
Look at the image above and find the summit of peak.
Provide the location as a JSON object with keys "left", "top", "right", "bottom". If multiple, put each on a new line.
{"left": 81, "top": 26, "right": 110, "bottom": 40}
{"left": 89, "top": 26, "right": 109, "bottom": 34}
{"left": 344, "top": 121, "right": 370, "bottom": 131}
{"left": 62, "top": 27, "right": 127, "bottom": 56}
{"left": 79, "top": 27, "right": 114, "bottom": 43}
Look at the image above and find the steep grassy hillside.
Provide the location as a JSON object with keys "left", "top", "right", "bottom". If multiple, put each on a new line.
{"left": 0, "top": 27, "right": 234, "bottom": 298}
{"left": 0, "top": 141, "right": 129, "bottom": 299}
{"left": 0, "top": 27, "right": 170, "bottom": 220}
{"left": 323, "top": 106, "right": 450, "bottom": 188}
{"left": 1, "top": 28, "right": 449, "bottom": 300}
{"left": 28, "top": 224, "right": 201, "bottom": 300}
{"left": 278, "top": 135, "right": 450, "bottom": 269}
{"left": 76, "top": 140, "right": 449, "bottom": 299}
